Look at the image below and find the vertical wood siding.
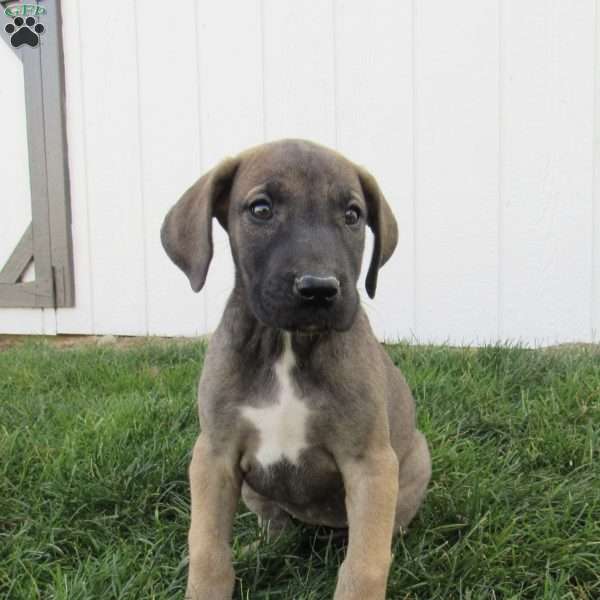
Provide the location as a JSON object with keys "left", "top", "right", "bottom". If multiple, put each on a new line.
{"left": 1, "top": 0, "right": 599, "bottom": 345}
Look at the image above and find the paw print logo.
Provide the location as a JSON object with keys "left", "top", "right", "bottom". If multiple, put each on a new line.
{"left": 5, "top": 16, "right": 45, "bottom": 48}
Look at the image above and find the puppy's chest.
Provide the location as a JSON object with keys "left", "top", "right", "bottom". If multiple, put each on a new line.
{"left": 240, "top": 335, "right": 314, "bottom": 468}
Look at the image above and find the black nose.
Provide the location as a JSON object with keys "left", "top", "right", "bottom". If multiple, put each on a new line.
{"left": 294, "top": 275, "right": 340, "bottom": 302}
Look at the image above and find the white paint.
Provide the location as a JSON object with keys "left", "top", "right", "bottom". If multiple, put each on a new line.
{"left": 241, "top": 334, "right": 310, "bottom": 468}
{"left": 414, "top": 0, "right": 500, "bottom": 344}
{"left": 594, "top": 0, "right": 600, "bottom": 342}
{"left": 76, "top": 0, "right": 147, "bottom": 335}
{"left": 136, "top": 0, "right": 205, "bottom": 337}
{"left": 197, "top": 0, "right": 264, "bottom": 334}
{"left": 335, "top": 0, "right": 414, "bottom": 342}
{"left": 263, "top": 0, "right": 336, "bottom": 144}
{"left": 1, "top": 0, "right": 599, "bottom": 346}
{"left": 501, "top": 0, "right": 595, "bottom": 344}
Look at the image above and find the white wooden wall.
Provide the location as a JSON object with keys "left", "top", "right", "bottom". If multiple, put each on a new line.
{"left": 1, "top": 0, "right": 599, "bottom": 345}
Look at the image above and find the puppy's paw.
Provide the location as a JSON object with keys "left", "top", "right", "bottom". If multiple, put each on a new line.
{"left": 185, "top": 578, "right": 234, "bottom": 600}
{"left": 186, "top": 551, "right": 235, "bottom": 600}
{"left": 333, "top": 560, "right": 389, "bottom": 600}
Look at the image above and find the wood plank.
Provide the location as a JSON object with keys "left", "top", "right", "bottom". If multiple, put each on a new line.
{"left": 197, "top": 0, "right": 264, "bottom": 333}
{"left": 136, "top": 0, "right": 205, "bottom": 336}
{"left": 41, "top": 0, "right": 75, "bottom": 308}
{"left": 22, "top": 26, "right": 54, "bottom": 296}
{"left": 0, "top": 223, "right": 33, "bottom": 284}
{"left": 593, "top": 0, "right": 600, "bottom": 342}
{"left": 501, "top": 0, "right": 595, "bottom": 344}
{"left": 263, "top": 0, "right": 336, "bottom": 144}
{"left": 414, "top": 0, "right": 500, "bottom": 344}
{"left": 335, "top": 0, "right": 414, "bottom": 342}
{"left": 77, "top": 0, "right": 147, "bottom": 335}
{"left": 0, "top": 32, "right": 44, "bottom": 333}
{"left": 55, "top": 0, "right": 94, "bottom": 333}
{"left": 1, "top": 1, "right": 69, "bottom": 330}
{"left": 0, "top": 279, "right": 53, "bottom": 308}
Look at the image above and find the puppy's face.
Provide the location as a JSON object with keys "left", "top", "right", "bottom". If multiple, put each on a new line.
{"left": 161, "top": 139, "right": 398, "bottom": 333}
{"left": 227, "top": 143, "right": 365, "bottom": 332}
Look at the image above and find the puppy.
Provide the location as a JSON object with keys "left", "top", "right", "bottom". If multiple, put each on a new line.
{"left": 161, "top": 139, "right": 431, "bottom": 600}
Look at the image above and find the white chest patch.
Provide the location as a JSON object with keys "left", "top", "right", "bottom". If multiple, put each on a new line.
{"left": 241, "top": 333, "right": 310, "bottom": 468}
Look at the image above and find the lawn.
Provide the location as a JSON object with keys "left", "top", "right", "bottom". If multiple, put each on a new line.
{"left": 0, "top": 338, "right": 599, "bottom": 599}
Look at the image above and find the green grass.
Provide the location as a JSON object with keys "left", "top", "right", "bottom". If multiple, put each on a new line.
{"left": 1, "top": 339, "right": 599, "bottom": 600}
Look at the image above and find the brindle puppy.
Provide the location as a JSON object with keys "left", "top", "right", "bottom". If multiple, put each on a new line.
{"left": 161, "top": 139, "right": 431, "bottom": 600}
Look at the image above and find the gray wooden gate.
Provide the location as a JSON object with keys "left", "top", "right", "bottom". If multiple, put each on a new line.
{"left": 0, "top": 0, "right": 73, "bottom": 308}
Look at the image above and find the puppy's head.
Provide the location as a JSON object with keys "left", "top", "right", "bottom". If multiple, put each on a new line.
{"left": 161, "top": 139, "right": 397, "bottom": 333}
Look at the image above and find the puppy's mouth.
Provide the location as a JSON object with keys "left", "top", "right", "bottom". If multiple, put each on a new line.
{"left": 242, "top": 271, "right": 359, "bottom": 333}
{"left": 291, "top": 322, "right": 330, "bottom": 335}
{"left": 250, "top": 292, "right": 358, "bottom": 334}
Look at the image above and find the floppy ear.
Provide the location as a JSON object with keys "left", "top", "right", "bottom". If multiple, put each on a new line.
{"left": 356, "top": 166, "right": 399, "bottom": 299}
{"left": 160, "top": 157, "right": 240, "bottom": 292}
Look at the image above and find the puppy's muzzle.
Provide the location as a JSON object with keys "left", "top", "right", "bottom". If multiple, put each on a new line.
{"left": 293, "top": 274, "right": 340, "bottom": 304}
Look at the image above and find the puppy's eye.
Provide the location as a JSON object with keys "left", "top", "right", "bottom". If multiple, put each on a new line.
{"left": 345, "top": 206, "right": 361, "bottom": 226}
{"left": 249, "top": 195, "right": 273, "bottom": 220}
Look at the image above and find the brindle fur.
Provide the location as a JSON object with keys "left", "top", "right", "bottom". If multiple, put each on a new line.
{"left": 161, "top": 139, "right": 431, "bottom": 600}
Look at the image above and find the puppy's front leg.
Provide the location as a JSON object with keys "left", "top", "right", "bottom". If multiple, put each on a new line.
{"left": 334, "top": 447, "right": 399, "bottom": 600}
{"left": 186, "top": 434, "right": 241, "bottom": 600}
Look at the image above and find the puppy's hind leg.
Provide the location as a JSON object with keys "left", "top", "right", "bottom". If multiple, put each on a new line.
{"left": 241, "top": 481, "right": 292, "bottom": 540}
{"left": 394, "top": 430, "right": 432, "bottom": 533}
